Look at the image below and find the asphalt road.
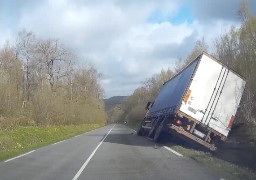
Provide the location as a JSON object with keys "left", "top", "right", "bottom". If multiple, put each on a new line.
{"left": 0, "top": 124, "right": 221, "bottom": 180}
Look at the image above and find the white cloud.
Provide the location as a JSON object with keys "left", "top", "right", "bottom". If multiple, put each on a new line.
{"left": 0, "top": 0, "right": 250, "bottom": 97}
{"left": 101, "top": 79, "right": 111, "bottom": 85}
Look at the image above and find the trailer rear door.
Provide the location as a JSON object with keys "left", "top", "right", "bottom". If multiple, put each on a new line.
{"left": 179, "top": 54, "right": 245, "bottom": 136}
{"left": 208, "top": 70, "right": 245, "bottom": 136}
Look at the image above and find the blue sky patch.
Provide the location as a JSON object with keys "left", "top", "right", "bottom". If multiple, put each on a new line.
{"left": 147, "top": 4, "right": 194, "bottom": 25}
{"left": 171, "top": 5, "right": 194, "bottom": 25}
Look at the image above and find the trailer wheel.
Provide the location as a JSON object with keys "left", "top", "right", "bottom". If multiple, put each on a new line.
{"left": 154, "top": 121, "right": 164, "bottom": 142}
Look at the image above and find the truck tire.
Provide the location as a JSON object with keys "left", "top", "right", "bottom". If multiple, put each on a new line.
{"left": 153, "top": 121, "right": 164, "bottom": 142}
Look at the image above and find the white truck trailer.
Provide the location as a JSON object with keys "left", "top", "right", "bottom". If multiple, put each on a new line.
{"left": 137, "top": 52, "right": 246, "bottom": 150}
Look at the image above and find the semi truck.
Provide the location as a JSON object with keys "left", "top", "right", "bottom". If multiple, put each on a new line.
{"left": 137, "top": 52, "right": 246, "bottom": 151}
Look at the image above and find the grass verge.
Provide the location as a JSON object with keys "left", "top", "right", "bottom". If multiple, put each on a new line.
{"left": 0, "top": 124, "right": 103, "bottom": 161}
{"left": 169, "top": 144, "right": 256, "bottom": 180}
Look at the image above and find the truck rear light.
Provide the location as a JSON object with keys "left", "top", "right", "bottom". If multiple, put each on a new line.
{"left": 228, "top": 115, "right": 235, "bottom": 129}
{"left": 207, "top": 136, "right": 211, "bottom": 142}
{"left": 176, "top": 120, "right": 182, "bottom": 126}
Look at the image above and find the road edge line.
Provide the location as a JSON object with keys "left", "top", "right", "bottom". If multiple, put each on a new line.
{"left": 4, "top": 150, "right": 35, "bottom": 163}
{"left": 72, "top": 124, "right": 115, "bottom": 180}
{"left": 163, "top": 146, "right": 183, "bottom": 157}
{"left": 52, "top": 140, "right": 65, "bottom": 145}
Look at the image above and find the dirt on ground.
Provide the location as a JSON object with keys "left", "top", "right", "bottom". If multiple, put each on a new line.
{"left": 162, "top": 123, "right": 256, "bottom": 172}
{"left": 214, "top": 125, "right": 256, "bottom": 172}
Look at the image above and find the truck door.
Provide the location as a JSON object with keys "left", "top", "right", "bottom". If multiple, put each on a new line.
{"left": 179, "top": 54, "right": 245, "bottom": 137}
{"left": 179, "top": 55, "right": 225, "bottom": 126}
{"left": 208, "top": 71, "right": 245, "bottom": 136}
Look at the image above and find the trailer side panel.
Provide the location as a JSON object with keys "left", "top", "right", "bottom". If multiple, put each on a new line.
{"left": 149, "top": 59, "right": 199, "bottom": 115}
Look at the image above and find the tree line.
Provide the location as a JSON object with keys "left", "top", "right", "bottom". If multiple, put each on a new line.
{"left": 117, "top": 0, "right": 256, "bottom": 127}
{"left": 0, "top": 30, "right": 105, "bottom": 129}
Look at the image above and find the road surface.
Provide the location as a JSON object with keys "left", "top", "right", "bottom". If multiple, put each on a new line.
{"left": 0, "top": 124, "right": 220, "bottom": 180}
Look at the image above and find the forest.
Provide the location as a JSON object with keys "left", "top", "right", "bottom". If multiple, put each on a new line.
{"left": 0, "top": 30, "right": 106, "bottom": 130}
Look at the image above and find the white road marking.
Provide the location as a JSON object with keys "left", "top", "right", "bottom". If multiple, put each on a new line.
{"left": 52, "top": 140, "right": 65, "bottom": 145}
{"left": 72, "top": 125, "right": 115, "bottom": 180}
{"left": 163, "top": 146, "right": 183, "bottom": 157}
{"left": 4, "top": 150, "right": 35, "bottom": 163}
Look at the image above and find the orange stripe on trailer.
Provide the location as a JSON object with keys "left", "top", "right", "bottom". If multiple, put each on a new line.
{"left": 183, "top": 89, "right": 191, "bottom": 104}
{"left": 228, "top": 115, "right": 235, "bottom": 129}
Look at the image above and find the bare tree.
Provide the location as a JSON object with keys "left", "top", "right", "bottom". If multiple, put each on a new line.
{"left": 214, "top": 1, "right": 256, "bottom": 123}
{"left": 35, "top": 39, "right": 70, "bottom": 91}
{"left": 238, "top": 0, "right": 252, "bottom": 23}
{"left": 0, "top": 42, "right": 23, "bottom": 111}
{"left": 185, "top": 37, "right": 208, "bottom": 65}
{"left": 16, "top": 30, "right": 36, "bottom": 101}
{"left": 0, "top": 30, "right": 106, "bottom": 127}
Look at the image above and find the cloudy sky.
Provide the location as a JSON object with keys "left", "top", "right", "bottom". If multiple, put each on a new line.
{"left": 0, "top": 0, "right": 256, "bottom": 98}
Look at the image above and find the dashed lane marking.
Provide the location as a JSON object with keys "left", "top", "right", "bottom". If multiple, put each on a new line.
{"left": 72, "top": 124, "right": 115, "bottom": 180}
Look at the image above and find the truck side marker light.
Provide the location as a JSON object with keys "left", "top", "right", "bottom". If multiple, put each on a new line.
{"left": 228, "top": 115, "right": 235, "bottom": 129}
{"left": 183, "top": 89, "right": 191, "bottom": 104}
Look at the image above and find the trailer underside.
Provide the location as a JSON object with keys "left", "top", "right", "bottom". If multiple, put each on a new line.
{"left": 138, "top": 112, "right": 224, "bottom": 151}
{"left": 168, "top": 124, "right": 216, "bottom": 151}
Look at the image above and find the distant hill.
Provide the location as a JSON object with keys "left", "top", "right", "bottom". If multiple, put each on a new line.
{"left": 104, "top": 96, "right": 127, "bottom": 112}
